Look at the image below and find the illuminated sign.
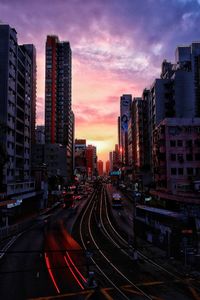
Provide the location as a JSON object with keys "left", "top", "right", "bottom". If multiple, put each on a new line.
{"left": 7, "top": 199, "right": 22, "bottom": 209}
{"left": 110, "top": 170, "right": 121, "bottom": 176}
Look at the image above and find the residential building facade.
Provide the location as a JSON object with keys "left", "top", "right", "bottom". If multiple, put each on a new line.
{"left": 119, "top": 94, "right": 132, "bottom": 166}
{"left": 86, "top": 145, "right": 97, "bottom": 178}
{"left": 45, "top": 35, "right": 74, "bottom": 181}
{"left": 0, "top": 24, "right": 36, "bottom": 200}
{"left": 97, "top": 160, "right": 103, "bottom": 176}
{"left": 35, "top": 125, "right": 45, "bottom": 144}
{"left": 153, "top": 118, "right": 200, "bottom": 197}
{"left": 74, "top": 139, "right": 87, "bottom": 180}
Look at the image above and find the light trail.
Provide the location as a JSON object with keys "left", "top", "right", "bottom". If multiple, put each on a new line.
{"left": 63, "top": 256, "right": 84, "bottom": 290}
{"left": 66, "top": 252, "right": 87, "bottom": 283}
{"left": 44, "top": 253, "right": 60, "bottom": 294}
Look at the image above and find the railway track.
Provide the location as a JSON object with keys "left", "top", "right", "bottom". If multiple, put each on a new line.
{"left": 78, "top": 188, "right": 153, "bottom": 299}
{"left": 99, "top": 185, "right": 200, "bottom": 300}
{"left": 71, "top": 185, "right": 200, "bottom": 299}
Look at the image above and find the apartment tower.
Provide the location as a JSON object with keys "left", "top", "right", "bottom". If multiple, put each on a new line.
{"left": 0, "top": 24, "right": 36, "bottom": 199}
{"left": 45, "top": 35, "right": 73, "bottom": 180}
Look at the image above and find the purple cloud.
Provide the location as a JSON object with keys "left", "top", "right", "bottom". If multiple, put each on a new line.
{"left": 1, "top": 0, "right": 200, "bottom": 158}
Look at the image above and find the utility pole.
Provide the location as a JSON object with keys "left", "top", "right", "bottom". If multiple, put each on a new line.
{"left": 167, "top": 229, "right": 171, "bottom": 258}
{"left": 133, "top": 197, "right": 138, "bottom": 261}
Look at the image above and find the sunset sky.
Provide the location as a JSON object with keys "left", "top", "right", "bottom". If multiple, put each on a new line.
{"left": 1, "top": 0, "right": 200, "bottom": 162}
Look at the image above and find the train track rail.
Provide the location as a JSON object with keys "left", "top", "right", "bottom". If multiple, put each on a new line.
{"left": 78, "top": 188, "right": 154, "bottom": 299}
{"left": 100, "top": 185, "right": 200, "bottom": 300}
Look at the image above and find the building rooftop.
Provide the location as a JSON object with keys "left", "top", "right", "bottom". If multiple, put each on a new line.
{"left": 136, "top": 204, "right": 185, "bottom": 219}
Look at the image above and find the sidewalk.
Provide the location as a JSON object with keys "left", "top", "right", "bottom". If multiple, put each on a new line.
{"left": 0, "top": 202, "right": 61, "bottom": 242}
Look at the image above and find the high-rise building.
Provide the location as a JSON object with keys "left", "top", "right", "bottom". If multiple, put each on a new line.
{"left": 119, "top": 94, "right": 132, "bottom": 166}
{"left": 0, "top": 24, "right": 36, "bottom": 201}
{"left": 113, "top": 144, "right": 120, "bottom": 170}
{"left": 74, "top": 139, "right": 87, "bottom": 180}
{"left": 152, "top": 118, "right": 200, "bottom": 202}
{"left": 26, "top": 45, "right": 37, "bottom": 145}
{"left": 45, "top": 35, "right": 74, "bottom": 181}
{"left": 109, "top": 151, "right": 113, "bottom": 172}
{"left": 32, "top": 144, "right": 69, "bottom": 181}
{"left": 97, "top": 160, "right": 104, "bottom": 176}
{"left": 157, "top": 43, "right": 200, "bottom": 120}
{"left": 106, "top": 160, "right": 110, "bottom": 175}
{"left": 118, "top": 116, "right": 121, "bottom": 149}
{"left": 69, "top": 110, "right": 75, "bottom": 179}
{"left": 35, "top": 126, "right": 45, "bottom": 144}
{"left": 175, "top": 43, "right": 200, "bottom": 117}
{"left": 148, "top": 42, "right": 200, "bottom": 173}
{"left": 131, "top": 97, "right": 149, "bottom": 172}
{"left": 86, "top": 145, "right": 97, "bottom": 177}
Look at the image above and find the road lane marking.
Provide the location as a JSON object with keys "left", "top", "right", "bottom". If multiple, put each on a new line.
{"left": 100, "top": 288, "right": 114, "bottom": 300}
{"left": 28, "top": 290, "right": 94, "bottom": 299}
{"left": 187, "top": 284, "right": 200, "bottom": 300}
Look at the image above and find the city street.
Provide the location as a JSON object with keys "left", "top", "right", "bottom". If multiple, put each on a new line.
{"left": 1, "top": 3, "right": 200, "bottom": 299}
{"left": 0, "top": 185, "right": 200, "bottom": 299}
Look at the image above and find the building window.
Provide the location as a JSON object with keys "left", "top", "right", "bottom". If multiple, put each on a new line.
{"left": 177, "top": 154, "right": 184, "bottom": 163}
{"left": 195, "top": 153, "right": 200, "bottom": 161}
{"left": 170, "top": 140, "right": 176, "bottom": 147}
{"left": 177, "top": 140, "right": 183, "bottom": 147}
{"left": 161, "top": 126, "right": 165, "bottom": 134}
{"left": 170, "top": 154, "right": 176, "bottom": 161}
{"left": 171, "top": 168, "right": 177, "bottom": 175}
{"left": 186, "top": 153, "right": 193, "bottom": 161}
{"left": 194, "top": 139, "right": 200, "bottom": 147}
{"left": 186, "top": 140, "right": 193, "bottom": 147}
{"left": 185, "top": 127, "right": 192, "bottom": 133}
{"left": 178, "top": 168, "right": 184, "bottom": 175}
{"left": 187, "top": 168, "right": 193, "bottom": 175}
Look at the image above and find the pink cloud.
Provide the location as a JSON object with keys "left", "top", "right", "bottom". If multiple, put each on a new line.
{"left": 2, "top": 0, "right": 200, "bottom": 161}
{"left": 74, "top": 104, "right": 117, "bottom": 126}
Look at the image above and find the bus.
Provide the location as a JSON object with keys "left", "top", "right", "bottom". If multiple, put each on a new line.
{"left": 112, "top": 193, "right": 123, "bottom": 208}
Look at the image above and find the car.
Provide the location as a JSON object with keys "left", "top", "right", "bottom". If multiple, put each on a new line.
{"left": 73, "top": 195, "right": 82, "bottom": 201}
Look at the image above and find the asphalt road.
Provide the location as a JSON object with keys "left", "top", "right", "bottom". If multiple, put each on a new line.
{"left": 0, "top": 201, "right": 89, "bottom": 300}
{"left": 0, "top": 217, "right": 55, "bottom": 300}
